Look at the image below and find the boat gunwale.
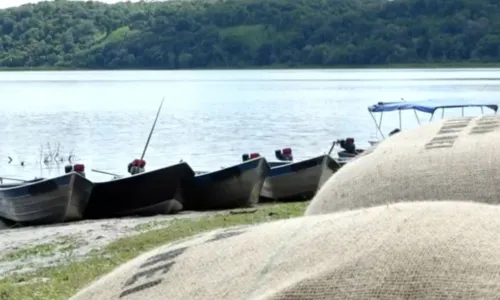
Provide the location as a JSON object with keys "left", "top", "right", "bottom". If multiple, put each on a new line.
{"left": 93, "top": 162, "right": 194, "bottom": 185}
{"left": 194, "top": 157, "right": 266, "bottom": 179}
{"left": 0, "top": 172, "right": 88, "bottom": 192}
{"left": 268, "top": 154, "right": 338, "bottom": 177}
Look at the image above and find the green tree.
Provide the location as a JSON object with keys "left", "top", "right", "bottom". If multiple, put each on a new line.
{"left": 0, "top": 0, "right": 499, "bottom": 69}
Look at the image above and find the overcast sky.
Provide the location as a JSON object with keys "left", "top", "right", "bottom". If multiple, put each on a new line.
{"left": 0, "top": 0, "right": 142, "bottom": 9}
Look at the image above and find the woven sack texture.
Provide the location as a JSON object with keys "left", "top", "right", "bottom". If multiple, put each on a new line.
{"left": 306, "top": 115, "right": 500, "bottom": 215}
{"left": 72, "top": 201, "right": 500, "bottom": 300}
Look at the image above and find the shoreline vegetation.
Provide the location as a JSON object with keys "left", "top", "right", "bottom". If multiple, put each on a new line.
{"left": 0, "top": 0, "right": 500, "bottom": 70}
{"left": 0, "top": 202, "right": 308, "bottom": 300}
{"left": 1, "top": 61, "right": 500, "bottom": 72}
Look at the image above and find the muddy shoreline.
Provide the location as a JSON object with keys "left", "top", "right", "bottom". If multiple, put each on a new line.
{"left": 0, "top": 210, "right": 226, "bottom": 277}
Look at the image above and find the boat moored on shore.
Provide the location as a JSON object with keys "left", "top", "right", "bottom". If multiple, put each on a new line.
{"left": 0, "top": 164, "right": 93, "bottom": 225}
{"left": 260, "top": 152, "right": 340, "bottom": 202}
{"left": 182, "top": 156, "right": 270, "bottom": 210}
{"left": 85, "top": 161, "right": 195, "bottom": 219}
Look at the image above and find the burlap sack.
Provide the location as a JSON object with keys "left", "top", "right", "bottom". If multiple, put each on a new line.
{"left": 306, "top": 115, "right": 500, "bottom": 215}
{"left": 72, "top": 201, "right": 500, "bottom": 300}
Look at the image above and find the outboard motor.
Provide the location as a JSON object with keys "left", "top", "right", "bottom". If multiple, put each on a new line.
{"left": 65, "top": 164, "right": 86, "bottom": 177}
{"left": 345, "top": 138, "right": 356, "bottom": 154}
{"left": 275, "top": 148, "right": 293, "bottom": 161}
{"left": 73, "top": 164, "right": 86, "bottom": 177}
{"left": 281, "top": 148, "right": 293, "bottom": 161}
{"left": 249, "top": 153, "right": 260, "bottom": 159}
{"left": 64, "top": 165, "right": 73, "bottom": 174}
{"left": 339, "top": 138, "right": 356, "bottom": 154}
{"left": 128, "top": 159, "right": 146, "bottom": 175}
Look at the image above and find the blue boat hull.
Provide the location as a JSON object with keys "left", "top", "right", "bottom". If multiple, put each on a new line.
{"left": 183, "top": 157, "right": 270, "bottom": 210}
{"left": 0, "top": 173, "right": 93, "bottom": 225}
{"left": 260, "top": 155, "right": 340, "bottom": 202}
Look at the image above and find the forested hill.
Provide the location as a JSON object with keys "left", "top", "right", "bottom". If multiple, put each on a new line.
{"left": 0, "top": 0, "right": 499, "bottom": 69}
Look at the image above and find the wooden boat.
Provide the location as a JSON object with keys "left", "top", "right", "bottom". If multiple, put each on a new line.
{"left": 182, "top": 157, "right": 270, "bottom": 211}
{"left": 85, "top": 161, "right": 195, "bottom": 219}
{"left": 260, "top": 154, "right": 340, "bottom": 202}
{"left": 0, "top": 164, "right": 93, "bottom": 225}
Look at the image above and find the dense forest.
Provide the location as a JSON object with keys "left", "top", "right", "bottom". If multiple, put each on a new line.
{"left": 0, "top": 0, "right": 499, "bottom": 69}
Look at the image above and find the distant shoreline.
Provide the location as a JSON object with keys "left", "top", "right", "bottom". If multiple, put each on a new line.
{"left": 1, "top": 62, "right": 500, "bottom": 72}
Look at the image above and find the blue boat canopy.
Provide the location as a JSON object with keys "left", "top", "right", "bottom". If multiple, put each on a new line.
{"left": 368, "top": 99, "right": 499, "bottom": 114}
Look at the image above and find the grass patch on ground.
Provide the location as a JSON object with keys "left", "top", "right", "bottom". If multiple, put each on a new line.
{"left": 0, "top": 202, "right": 308, "bottom": 300}
{"left": 0, "top": 236, "right": 79, "bottom": 262}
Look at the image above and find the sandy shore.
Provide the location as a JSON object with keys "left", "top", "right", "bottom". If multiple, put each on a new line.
{"left": 0, "top": 210, "right": 224, "bottom": 277}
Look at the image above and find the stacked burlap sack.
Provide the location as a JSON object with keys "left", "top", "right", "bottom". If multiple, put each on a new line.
{"left": 306, "top": 114, "right": 500, "bottom": 214}
{"left": 71, "top": 115, "right": 500, "bottom": 300}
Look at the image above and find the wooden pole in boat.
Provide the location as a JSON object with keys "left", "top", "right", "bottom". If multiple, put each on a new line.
{"left": 0, "top": 176, "right": 27, "bottom": 182}
{"left": 91, "top": 169, "right": 122, "bottom": 178}
{"left": 140, "top": 97, "right": 165, "bottom": 161}
{"left": 327, "top": 141, "right": 336, "bottom": 155}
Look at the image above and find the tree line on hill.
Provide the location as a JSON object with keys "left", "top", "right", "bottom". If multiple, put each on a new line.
{"left": 0, "top": 0, "right": 499, "bottom": 69}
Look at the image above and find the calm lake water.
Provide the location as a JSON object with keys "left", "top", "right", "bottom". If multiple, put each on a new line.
{"left": 0, "top": 68, "right": 499, "bottom": 181}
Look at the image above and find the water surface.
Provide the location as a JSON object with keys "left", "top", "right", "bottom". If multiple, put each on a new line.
{"left": 0, "top": 69, "right": 498, "bottom": 181}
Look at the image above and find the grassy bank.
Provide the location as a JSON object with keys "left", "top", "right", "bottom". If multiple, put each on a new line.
{"left": 0, "top": 202, "right": 308, "bottom": 300}
{"left": 1, "top": 61, "right": 500, "bottom": 72}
